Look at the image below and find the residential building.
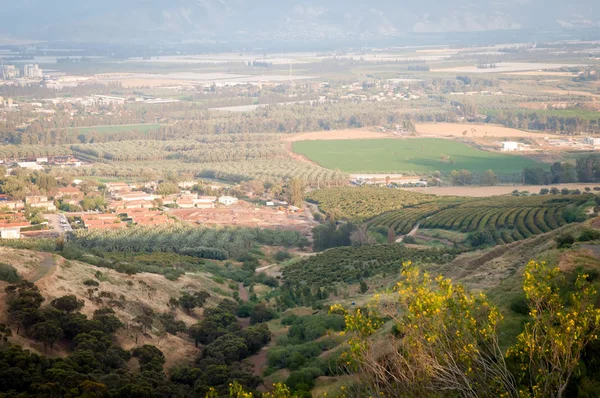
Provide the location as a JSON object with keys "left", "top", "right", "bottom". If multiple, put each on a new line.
{"left": 0, "top": 214, "right": 31, "bottom": 239}
{"left": 106, "top": 182, "right": 131, "bottom": 193}
{"left": 176, "top": 198, "right": 195, "bottom": 209}
{"left": 17, "top": 162, "right": 43, "bottom": 171}
{"left": 23, "top": 64, "right": 43, "bottom": 79}
{"left": 194, "top": 196, "right": 216, "bottom": 209}
{"left": 218, "top": 196, "right": 239, "bottom": 206}
{"left": 118, "top": 191, "right": 154, "bottom": 202}
{"left": 0, "top": 65, "right": 19, "bottom": 80}
{"left": 26, "top": 196, "right": 57, "bottom": 211}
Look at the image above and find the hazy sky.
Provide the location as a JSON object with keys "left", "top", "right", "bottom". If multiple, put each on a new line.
{"left": 1, "top": 1, "right": 598, "bottom": 42}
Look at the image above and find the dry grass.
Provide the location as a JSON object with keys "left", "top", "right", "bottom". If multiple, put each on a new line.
{"left": 1, "top": 247, "right": 234, "bottom": 366}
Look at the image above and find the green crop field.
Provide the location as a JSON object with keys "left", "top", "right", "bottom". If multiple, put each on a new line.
{"left": 64, "top": 124, "right": 162, "bottom": 134}
{"left": 292, "top": 138, "right": 540, "bottom": 174}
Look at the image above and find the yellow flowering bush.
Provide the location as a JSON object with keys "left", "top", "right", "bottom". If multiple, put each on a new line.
{"left": 334, "top": 261, "right": 518, "bottom": 397}
{"left": 507, "top": 261, "right": 600, "bottom": 398}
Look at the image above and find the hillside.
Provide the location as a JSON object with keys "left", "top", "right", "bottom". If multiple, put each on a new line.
{"left": 0, "top": 247, "right": 233, "bottom": 369}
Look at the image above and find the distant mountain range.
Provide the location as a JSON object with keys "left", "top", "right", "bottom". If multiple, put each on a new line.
{"left": 1, "top": 0, "right": 599, "bottom": 43}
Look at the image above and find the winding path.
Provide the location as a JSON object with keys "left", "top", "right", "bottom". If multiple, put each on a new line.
{"left": 396, "top": 222, "right": 421, "bottom": 243}
{"left": 27, "top": 253, "right": 56, "bottom": 283}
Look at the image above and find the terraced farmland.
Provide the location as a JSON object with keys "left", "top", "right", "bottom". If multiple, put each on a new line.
{"left": 368, "top": 195, "right": 592, "bottom": 244}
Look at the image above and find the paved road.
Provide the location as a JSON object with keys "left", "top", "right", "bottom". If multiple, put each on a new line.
{"left": 45, "top": 214, "right": 72, "bottom": 234}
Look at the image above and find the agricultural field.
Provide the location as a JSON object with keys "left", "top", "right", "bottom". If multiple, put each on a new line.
{"left": 64, "top": 123, "right": 162, "bottom": 134}
{"left": 69, "top": 224, "right": 309, "bottom": 260}
{"left": 367, "top": 194, "right": 593, "bottom": 245}
{"left": 70, "top": 137, "right": 285, "bottom": 162}
{"left": 92, "top": 158, "right": 348, "bottom": 186}
{"left": 282, "top": 244, "right": 455, "bottom": 287}
{"left": 366, "top": 201, "right": 461, "bottom": 235}
{"left": 306, "top": 186, "right": 437, "bottom": 221}
{"left": 292, "top": 138, "right": 541, "bottom": 174}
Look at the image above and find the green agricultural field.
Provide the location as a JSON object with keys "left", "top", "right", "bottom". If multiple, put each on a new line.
{"left": 65, "top": 124, "right": 162, "bottom": 134}
{"left": 292, "top": 138, "right": 540, "bottom": 174}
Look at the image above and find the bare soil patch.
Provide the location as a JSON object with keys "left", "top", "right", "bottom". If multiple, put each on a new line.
{"left": 405, "top": 183, "right": 600, "bottom": 197}
{"left": 542, "top": 89, "right": 600, "bottom": 98}
{"left": 170, "top": 202, "right": 316, "bottom": 233}
{"left": 415, "top": 123, "right": 560, "bottom": 139}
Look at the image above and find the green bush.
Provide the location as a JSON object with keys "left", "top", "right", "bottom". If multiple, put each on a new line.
{"left": 579, "top": 229, "right": 600, "bottom": 242}
{"left": 275, "top": 251, "right": 291, "bottom": 262}
{"left": 402, "top": 236, "right": 417, "bottom": 244}
{"left": 556, "top": 233, "right": 576, "bottom": 248}
{"left": 509, "top": 296, "right": 529, "bottom": 316}
{"left": 0, "top": 263, "right": 20, "bottom": 283}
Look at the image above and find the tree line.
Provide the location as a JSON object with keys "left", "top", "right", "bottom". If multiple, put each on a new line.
{"left": 523, "top": 155, "right": 600, "bottom": 185}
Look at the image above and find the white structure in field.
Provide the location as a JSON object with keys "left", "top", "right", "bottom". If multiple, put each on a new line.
{"left": 584, "top": 137, "right": 600, "bottom": 147}
{"left": 218, "top": 196, "right": 239, "bottom": 206}
{"left": 500, "top": 141, "right": 523, "bottom": 152}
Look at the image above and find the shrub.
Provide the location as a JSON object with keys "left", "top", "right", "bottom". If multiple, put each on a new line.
{"left": 403, "top": 236, "right": 417, "bottom": 244}
{"left": 509, "top": 296, "right": 529, "bottom": 316}
{"left": 0, "top": 263, "right": 20, "bottom": 283}
{"left": 275, "top": 251, "right": 291, "bottom": 262}
{"left": 83, "top": 279, "right": 100, "bottom": 287}
{"left": 579, "top": 229, "right": 600, "bottom": 242}
{"left": 556, "top": 233, "right": 575, "bottom": 248}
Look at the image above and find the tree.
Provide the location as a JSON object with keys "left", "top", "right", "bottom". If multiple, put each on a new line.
{"left": 457, "top": 169, "right": 473, "bottom": 185}
{"left": 449, "top": 170, "right": 460, "bottom": 186}
{"left": 179, "top": 291, "right": 210, "bottom": 315}
{"left": 204, "top": 334, "right": 249, "bottom": 365}
{"left": 523, "top": 167, "right": 550, "bottom": 185}
{"left": 387, "top": 227, "right": 396, "bottom": 244}
{"left": 287, "top": 178, "right": 304, "bottom": 207}
{"left": 250, "top": 303, "right": 275, "bottom": 324}
{"left": 31, "top": 321, "right": 63, "bottom": 351}
{"left": 481, "top": 169, "right": 497, "bottom": 186}
{"left": 92, "top": 308, "right": 123, "bottom": 334}
{"left": 507, "top": 261, "right": 600, "bottom": 398}
{"left": 132, "top": 344, "right": 165, "bottom": 372}
{"left": 350, "top": 224, "right": 374, "bottom": 247}
{"left": 50, "top": 295, "right": 84, "bottom": 313}
{"left": 359, "top": 281, "right": 369, "bottom": 294}
{"left": 156, "top": 181, "right": 179, "bottom": 196}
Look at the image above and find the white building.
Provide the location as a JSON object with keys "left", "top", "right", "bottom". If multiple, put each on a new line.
{"left": 501, "top": 141, "right": 523, "bottom": 152}
{"left": 0, "top": 65, "right": 19, "bottom": 80}
{"left": 118, "top": 191, "right": 154, "bottom": 202}
{"left": 17, "top": 162, "right": 43, "bottom": 171}
{"left": 194, "top": 196, "right": 216, "bottom": 209}
{"left": 218, "top": 196, "right": 239, "bottom": 206}
{"left": 23, "top": 64, "right": 43, "bottom": 79}
{"left": 0, "top": 228, "right": 21, "bottom": 239}
{"left": 584, "top": 137, "right": 600, "bottom": 147}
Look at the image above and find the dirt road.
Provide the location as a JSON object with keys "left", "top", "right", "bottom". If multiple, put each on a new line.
{"left": 27, "top": 253, "right": 56, "bottom": 283}
{"left": 396, "top": 223, "right": 420, "bottom": 243}
{"left": 238, "top": 283, "right": 249, "bottom": 302}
